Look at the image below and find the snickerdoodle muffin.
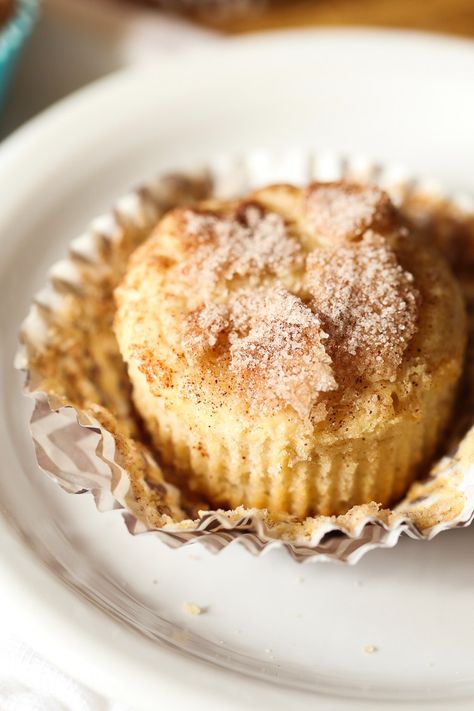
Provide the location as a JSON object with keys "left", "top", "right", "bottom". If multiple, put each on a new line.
{"left": 114, "top": 182, "right": 467, "bottom": 517}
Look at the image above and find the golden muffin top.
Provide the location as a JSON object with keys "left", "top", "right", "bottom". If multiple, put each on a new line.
{"left": 115, "top": 182, "right": 463, "bottom": 424}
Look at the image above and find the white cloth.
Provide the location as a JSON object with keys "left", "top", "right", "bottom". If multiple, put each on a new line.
{"left": 0, "top": 636, "right": 130, "bottom": 711}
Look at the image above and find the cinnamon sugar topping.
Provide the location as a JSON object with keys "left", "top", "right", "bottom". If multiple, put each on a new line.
{"left": 183, "top": 287, "right": 336, "bottom": 418}
{"left": 229, "top": 288, "right": 336, "bottom": 417}
{"left": 181, "top": 204, "right": 303, "bottom": 294}
{"left": 305, "top": 182, "right": 394, "bottom": 244}
{"left": 306, "top": 231, "right": 419, "bottom": 379}
{"left": 182, "top": 302, "right": 229, "bottom": 352}
{"left": 179, "top": 184, "right": 419, "bottom": 416}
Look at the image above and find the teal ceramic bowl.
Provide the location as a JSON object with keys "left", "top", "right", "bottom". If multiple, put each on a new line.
{"left": 0, "top": 0, "right": 39, "bottom": 111}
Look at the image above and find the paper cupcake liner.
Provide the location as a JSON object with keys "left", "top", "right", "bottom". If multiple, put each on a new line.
{"left": 16, "top": 150, "right": 474, "bottom": 563}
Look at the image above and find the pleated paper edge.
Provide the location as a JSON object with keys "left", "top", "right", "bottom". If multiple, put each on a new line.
{"left": 16, "top": 148, "right": 474, "bottom": 564}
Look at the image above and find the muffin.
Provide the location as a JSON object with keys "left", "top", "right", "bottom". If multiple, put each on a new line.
{"left": 114, "top": 181, "right": 466, "bottom": 517}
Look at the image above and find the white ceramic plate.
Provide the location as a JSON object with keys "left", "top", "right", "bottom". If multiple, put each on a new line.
{"left": 1, "top": 29, "right": 474, "bottom": 711}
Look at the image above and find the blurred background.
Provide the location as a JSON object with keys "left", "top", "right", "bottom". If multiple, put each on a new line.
{"left": 1, "top": 0, "right": 474, "bottom": 139}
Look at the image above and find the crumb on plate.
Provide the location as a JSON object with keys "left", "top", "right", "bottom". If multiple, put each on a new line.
{"left": 363, "top": 644, "right": 378, "bottom": 654}
{"left": 183, "top": 601, "right": 205, "bottom": 616}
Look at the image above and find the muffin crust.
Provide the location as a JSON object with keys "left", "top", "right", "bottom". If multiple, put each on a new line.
{"left": 114, "top": 182, "right": 466, "bottom": 516}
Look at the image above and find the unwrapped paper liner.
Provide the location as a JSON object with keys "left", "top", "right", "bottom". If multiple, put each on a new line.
{"left": 16, "top": 150, "right": 474, "bottom": 563}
